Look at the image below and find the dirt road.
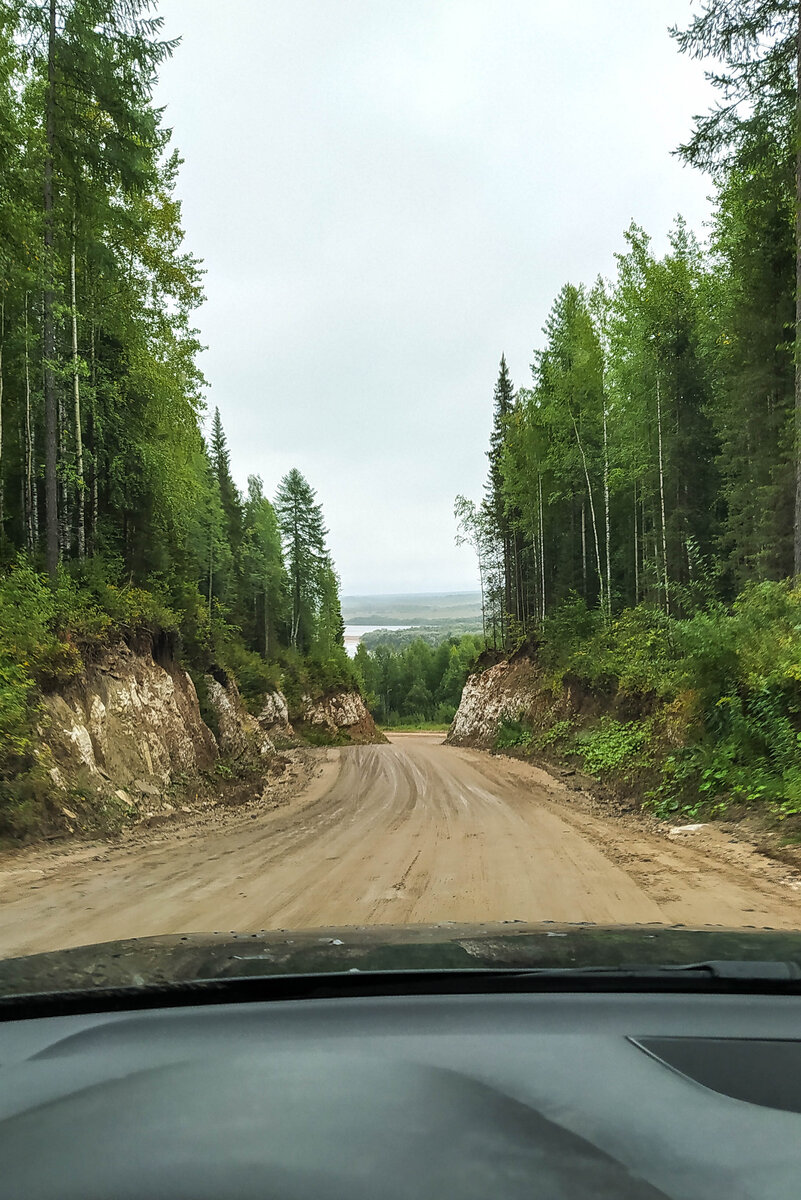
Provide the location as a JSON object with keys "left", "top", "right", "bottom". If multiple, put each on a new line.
{"left": 2, "top": 733, "right": 801, "bottom": 959}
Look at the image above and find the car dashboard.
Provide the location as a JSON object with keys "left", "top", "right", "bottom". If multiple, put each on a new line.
{"left": 0, "top": 987, "right": 799, "bottom": 1199}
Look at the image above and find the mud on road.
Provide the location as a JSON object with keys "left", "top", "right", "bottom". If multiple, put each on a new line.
{"left": 2, "top": 733, "right": 801, "bottom": 959}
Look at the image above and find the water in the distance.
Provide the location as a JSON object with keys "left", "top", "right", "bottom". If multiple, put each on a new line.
{"left": 343, "top": 625, "right": 411, "bottom": 657}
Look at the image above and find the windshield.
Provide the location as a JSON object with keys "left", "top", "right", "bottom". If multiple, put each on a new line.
{"left": 2, "top": 0, "right": 801, "bottom": 978}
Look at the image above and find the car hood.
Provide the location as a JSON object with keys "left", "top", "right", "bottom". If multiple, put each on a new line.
{"left": 2, "top": 921, "right": 801, "bottom": 996}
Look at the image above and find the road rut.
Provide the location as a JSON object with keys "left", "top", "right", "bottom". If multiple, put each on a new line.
{"left": 1, "top": 732, "right": 801, "bottom": 958}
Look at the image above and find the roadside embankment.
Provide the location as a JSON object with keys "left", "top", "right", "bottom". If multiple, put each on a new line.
{"left": 446, "top": 633, "right": 801, "bottom": 868}
{"left": 4, "top": 635, "right": 380, "bottom": 844}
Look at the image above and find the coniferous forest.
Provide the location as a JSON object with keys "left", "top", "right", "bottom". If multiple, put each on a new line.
{"left": 0, "top": 1, "right": 352, "bottom": 807}
{"left": 456, "top": 4, "right": 801, "bottom": 818}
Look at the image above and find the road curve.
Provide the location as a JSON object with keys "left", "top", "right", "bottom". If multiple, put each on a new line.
{"left": 1, "top": 733, "right": 801, "bottom": 959}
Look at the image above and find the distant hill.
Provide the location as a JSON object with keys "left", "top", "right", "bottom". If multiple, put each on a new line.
{"left": 342, "top": 591, "right": 482, "bottom": 625}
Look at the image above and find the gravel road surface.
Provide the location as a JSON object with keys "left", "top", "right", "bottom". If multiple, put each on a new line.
{"left": 2, "top": 733, "right": 800, "bottom": 959}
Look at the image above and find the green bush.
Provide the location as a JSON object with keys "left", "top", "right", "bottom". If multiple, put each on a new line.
{"left": 574, "top": 718, "right": 648, "bottom": 776}
{"left": 495, "top": 716, "right": 533, "bottom": 750}
{"left": 539, "top": 582, "right": 801, "bottom": 818}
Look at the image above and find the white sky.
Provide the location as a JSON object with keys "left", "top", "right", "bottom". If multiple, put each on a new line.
{"left": 154, "top": 0, "right": 716, "bottom": 595}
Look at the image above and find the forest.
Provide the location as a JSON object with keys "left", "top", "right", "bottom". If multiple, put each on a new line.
{"left": 353, "top": 634, "right": 484, "bottom": 728}
{"left": 0, "top": 1, "right": 353, "bottom": 797}
{"left": 455, "top": 3, "right": 801, "bottom": 818}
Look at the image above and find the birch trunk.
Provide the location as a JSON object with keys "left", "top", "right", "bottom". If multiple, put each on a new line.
{"left": 70, "top": 218, "right": 85, "bottom": 557}
{"left": 795, "top": 5, "right": 801, "bottom": 573}
{"left": 603, "top": 398, "right": 611, "bottom": 618}
{"left": 58, "top": 391, "right": 68, "bottom": 556}
{"left": 208, "top": 534, "right": 213, "bottom": 619}
{"left": 478, "top": 556, "right": 487, "bottom": 642}
{"left": 656, "top": 373, "right": 670, "bottom": 614}
{"left": 89, "top": 323, "right": 98, "bottom": 551}
{"left": 633, "top": 479, "right": 639, "bottom": 605}
{"left": 43, "top": 0, "right": 58, "bottom": 576}
{"left": 569, "top": 406, "right": 605, "bottom": 612}
{"left": 0, "top": 298, "right": 4, "bottom": 535}
{"left": 538, "top": 473, "right": 546, "bottom": 618}
{"left": 24, "top": 294, "right": 34, "bottom": 550}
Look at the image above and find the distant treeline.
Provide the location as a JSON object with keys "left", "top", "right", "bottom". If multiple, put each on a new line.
{"left": 353, "top": 635, "right": 483, "bottom": 727}
{"left": 360, "top": 620, "right": 483, "bottom": 652}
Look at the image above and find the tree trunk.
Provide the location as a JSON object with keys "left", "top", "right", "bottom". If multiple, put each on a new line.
{"left": 89, "top": 322, "right": 98, "bottom": 551}
{"left": 0, "top": 297, "right": 4, "bottom": 539}
{"left": 208, "top": 531, "right": 213, "bottom": 619}
{"left": 633, "top": 479, "right": 639, "bottom": 605}
{"left": 795, "top": 4, "right": 801, "bottom": 574}
{"left": 70, "top": 217, "right": 85, "bottom": 558}
{"left": 569, "top": 406, "right": 605, "bottom": 612}
{"left": 538, "top": 473, "right": 546, "bottom": 618}
{"left": 603, "top": 397, "right": 611, "bottom": 618}
{"left": 478, "top": 555, "right": 487, "bottom": 643}
{"left": 263, "top": 585, "right": 270, "bottom": 657}
{"left": 58, "top": 391, "right": 68, "bottom": 556}
{"left": 656, "top": 373, "right": 670, "bottom": 614}
{"left": 43, "top": 0, "right": 58, "bottom": 577}
{"left": 24, "top": 294, "right": 34, "bottom": 550}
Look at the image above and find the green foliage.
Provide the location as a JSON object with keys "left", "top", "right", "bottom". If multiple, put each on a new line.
{"left": 574, "top": 719, "right": 648, "bottom": 777}
{"left": 354, "top": 634, "right": 484, "bottom": 726}
{"left": 535, "top": 583, "right": 801, "bottom": 818}
{"left": 535, "top": 718, "right": 575, "bottom": 749}
{"left": 494, "top": 717, "right": 533, "bottom": 750}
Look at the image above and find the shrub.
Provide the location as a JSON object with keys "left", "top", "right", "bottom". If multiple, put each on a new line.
{"left": 495, "top": 716, "right": 533, "bottom": 750}
{"left": 574, "top": 718, "right": 648, "bottom": 776}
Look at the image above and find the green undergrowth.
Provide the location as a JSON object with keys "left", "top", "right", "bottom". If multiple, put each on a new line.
{"left": 490, "top": 582, "right": 801, "bottom": 825}
{"left": 380, "top": 721, "right": 452, "bottom": 732}
{"left": 0, "top": 559, "right": 180, "bottom": 820}
{"left": 0, "top": 557, "right": 363, "bottom": 838}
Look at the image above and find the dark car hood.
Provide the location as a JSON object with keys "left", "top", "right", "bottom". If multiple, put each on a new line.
{"left": 2, "top": 921, "right": 801, "bottom": 996}
{"left": 3, "top": 923, "right": 801, "bottom": 1199}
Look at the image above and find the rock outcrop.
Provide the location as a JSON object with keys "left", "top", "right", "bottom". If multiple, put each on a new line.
{"left": 448, "top": 656, "right": 545, "bottom": 748}
{"left": 41, "top": 642, "right": 218, "bottom": 794}
{"left": 299, "top": 690, "right": 388, "bottom": 744}
{"left": 30, "top": 641, "right": 382, "bottom": 842}
{"left": 204, "top": 671, "right": 275, "bottom": 761}
{"left": 257, "top": 690, "right": 295, "bottom": 743}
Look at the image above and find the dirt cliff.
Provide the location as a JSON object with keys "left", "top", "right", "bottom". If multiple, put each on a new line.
{"left": 42, "top": 641, "right": 218, "bottom": 796}
{"left": 203, "top": 670, "right": 275, "bottom": 761}
{"left": 448, "top": 656, "right": 548, "bottom": 748}
{"left": 298, "top": 689, "right": 388, "bottom": 745}
{"left": 25, "top": 643, "right": 380, "bottom": 840}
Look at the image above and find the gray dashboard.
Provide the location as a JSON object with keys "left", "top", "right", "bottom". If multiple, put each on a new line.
{"left": 1, "top": 990, "right": 799, "bottom": 1199}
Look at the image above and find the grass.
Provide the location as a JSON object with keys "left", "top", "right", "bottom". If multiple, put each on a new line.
{"left": 380, "top": 721, "right": 451, "bottom": 732}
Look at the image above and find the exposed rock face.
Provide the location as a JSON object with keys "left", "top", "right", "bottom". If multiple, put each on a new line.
{"left": 41, "top": 642, "right": 218, "bottom": 790}
{"left": 448, "top": 657, "right": 544, "bottom": 748}
{"left": 300, "top": 690, "right": 388, "bottom": 744}
{"left": 204, "top": 673, "right": 275, "bottom": 760}
{"left": 257, "top": 690, "right": 295, "bottom": 743}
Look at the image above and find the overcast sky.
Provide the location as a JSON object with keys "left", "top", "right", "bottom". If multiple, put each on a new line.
{"left": 154, "top": 0, "right": 715, "bottom": 596}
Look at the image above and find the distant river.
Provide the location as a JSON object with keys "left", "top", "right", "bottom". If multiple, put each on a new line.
{"left": 343, "top": 625, "right": 411, "bottom": 657}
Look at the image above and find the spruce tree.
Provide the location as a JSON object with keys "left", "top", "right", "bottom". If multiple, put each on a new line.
{"left": 274, "top": 468, "right": 328, "bottom": 652}
{"left": 485, "top": 355, "right": 518, "bottom": 638}
{"left": 210, "top": 407, "right": 243, "bottom": 568}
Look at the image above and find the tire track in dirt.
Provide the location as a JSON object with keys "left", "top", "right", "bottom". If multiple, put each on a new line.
{"left": 1, "top": 733, "right": 800, "bottom": 959}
